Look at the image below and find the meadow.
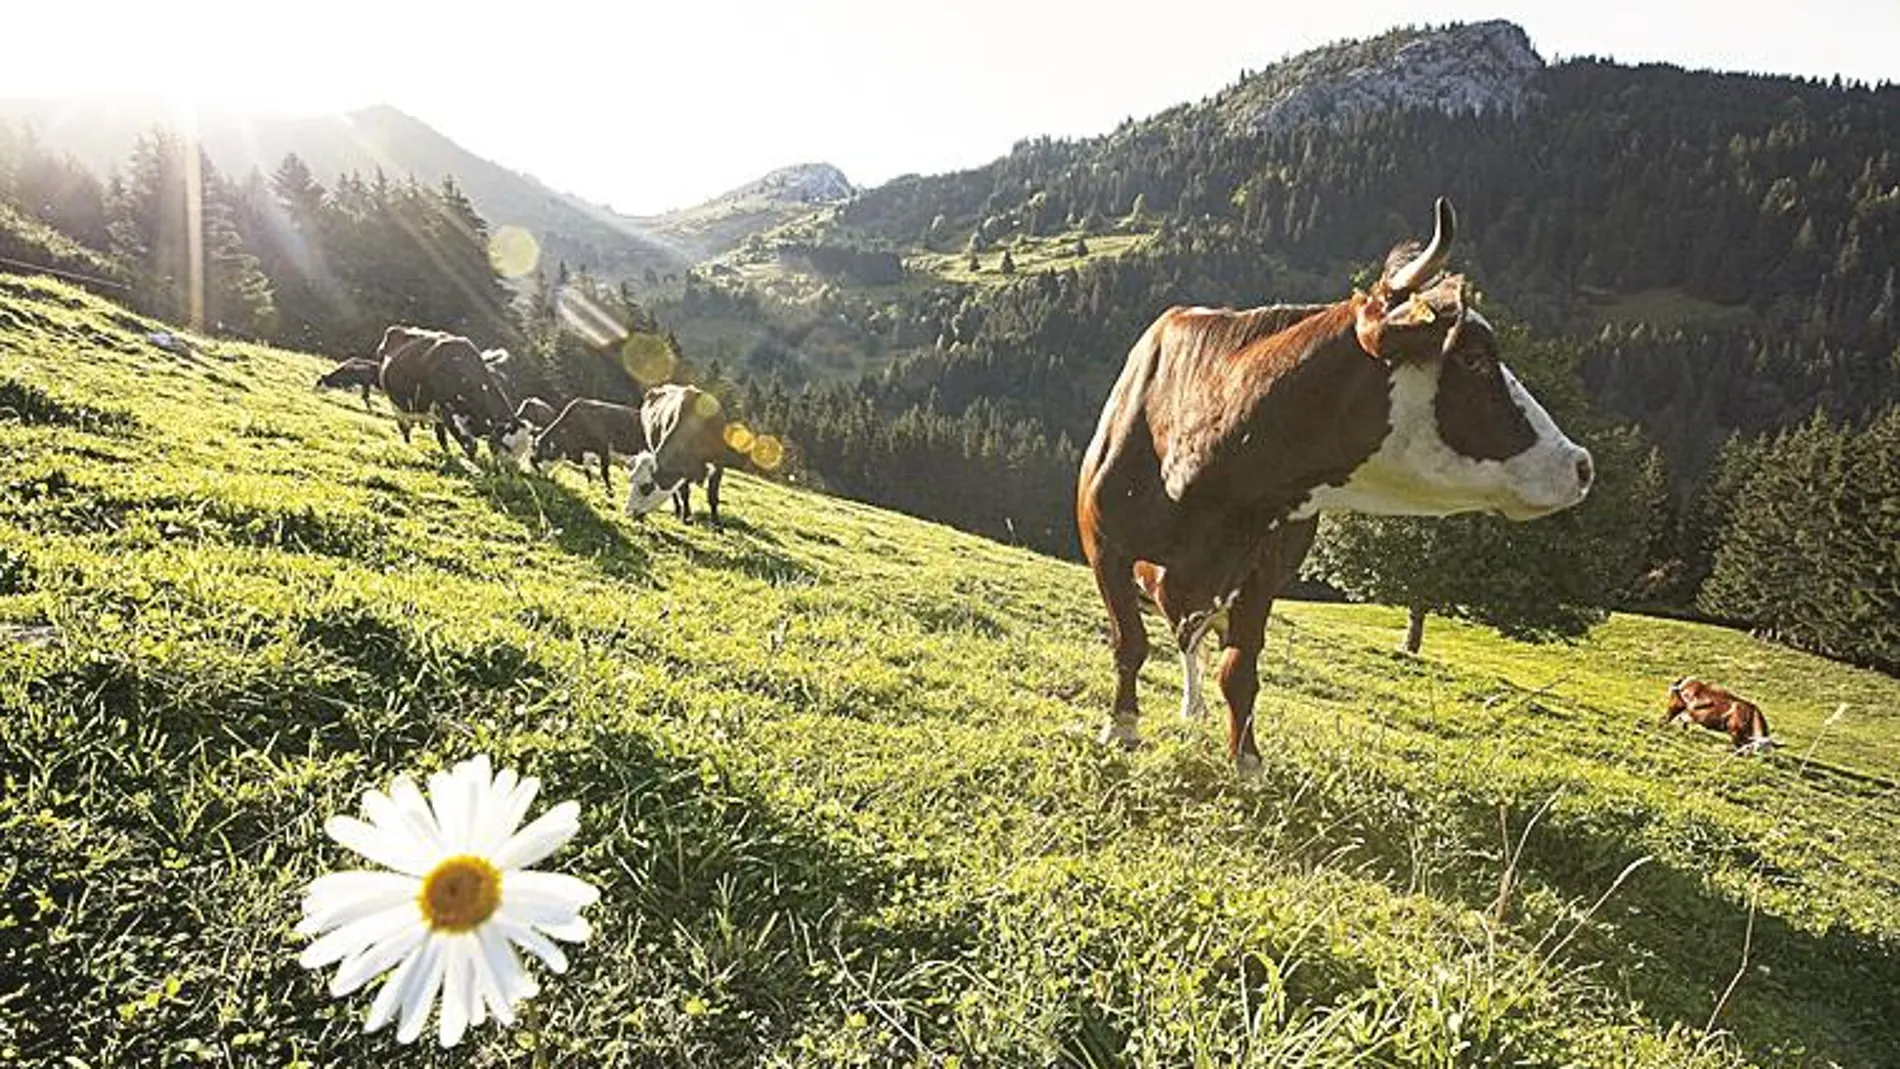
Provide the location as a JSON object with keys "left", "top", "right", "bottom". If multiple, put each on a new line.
{"left": 1, "top": 273, "right": 1896, "bottom": 1067}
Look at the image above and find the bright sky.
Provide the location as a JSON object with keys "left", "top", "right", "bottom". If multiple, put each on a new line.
{"left": 5, "top": 1, "right": 1895, "bottom": 215}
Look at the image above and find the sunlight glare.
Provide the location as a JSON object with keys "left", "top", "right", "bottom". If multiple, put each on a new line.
{"left": 620, "top": 334, "right": 675, "bottom": 384}
{"left": 488, "top": 226, "right": 540, "bottom": 279}
{"left": 749, "top": 435, "right": 785, "bottom": 472}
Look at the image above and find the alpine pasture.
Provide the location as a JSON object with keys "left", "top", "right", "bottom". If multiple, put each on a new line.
{"left": 2, "top": 273, "right": 1897, "bottom": 1066}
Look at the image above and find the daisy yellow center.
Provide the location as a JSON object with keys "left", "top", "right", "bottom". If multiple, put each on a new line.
{"left": 418, "top": 855, "right": 501, "bottom": 933}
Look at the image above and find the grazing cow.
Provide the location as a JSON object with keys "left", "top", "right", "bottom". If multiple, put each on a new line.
{"left": 531, "top": 398, "right": 645, "bottom": 490}
{"left": 514, "top": 396, "right": 560, "bottom": 432}
{"left": 1076, "top": 198, "right": 1595, "bottom": 773}
{"left": 625, "top": 383, "right": 733, "bottom": 525}
{"left": 481, "top": 347, "right": 521, "bottom": 400}
{"left": 315, "top": 357, "right": 383, "bottom": 405}
{"left": 372, "top": 324, "right": 525, "bottom": 462}
{"left": 1662, "top": 677, "right": 1776, "bottom": 754}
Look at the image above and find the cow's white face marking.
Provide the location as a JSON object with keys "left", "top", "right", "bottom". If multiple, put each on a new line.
{"left": 1303, "top": 316, "right": 1592, "bottom": 521}
{"left": 499, "top": 425, "right": 535, "bottom": 462}
{"left": 623, "top": 452, "right": 679, "bottom": 517}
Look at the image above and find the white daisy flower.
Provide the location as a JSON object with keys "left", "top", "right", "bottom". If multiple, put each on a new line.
{"left": 298, "top": 755, "right": 600, "bottom": 1047}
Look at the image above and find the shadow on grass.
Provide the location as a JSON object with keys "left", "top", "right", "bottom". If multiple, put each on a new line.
{"left": 638, "top": 519, "right": 819, "bottom": 587}
{"left": 470, "top": 469, "right": 652, "bottom": 581}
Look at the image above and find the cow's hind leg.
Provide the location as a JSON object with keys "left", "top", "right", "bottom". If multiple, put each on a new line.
{"left": 705, "top": 466, "right": 723, "bottom": 526}
{"left": 1217, "top": 571, "right": 1275, "bottom": 776}
{"left": 1219, "top": 519, "right": 1314, "bottom": 776}
{"left": 1087, "top": 549, "right": 1149, "bottom": 749}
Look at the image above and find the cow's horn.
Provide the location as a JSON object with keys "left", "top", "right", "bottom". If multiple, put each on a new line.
{"left": 1388, "top": 197, "right": 1456, "bottom": 296}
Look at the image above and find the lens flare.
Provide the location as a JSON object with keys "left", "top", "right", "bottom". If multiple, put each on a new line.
{"left": 750, "top": 434, "right": 785, "bottom": 471}
{"left": 488, "top": 226, "right": 540, "bottom": 278}
{"left": 723, "top": 421, "right": 756, "bottom": 454}
{"left": 691, "top": 392, "right": 722, "bottom": 420}
{"left": 620, "top": 334, "right": 675, "bottom": 384}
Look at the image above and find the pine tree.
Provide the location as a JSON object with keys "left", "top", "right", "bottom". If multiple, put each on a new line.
{"left": 109, "top": 129, "right": 273, "bottom": 336}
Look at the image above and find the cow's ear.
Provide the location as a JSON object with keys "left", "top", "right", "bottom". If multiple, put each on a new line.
{"left": 1355, "top": 277, "right": 1465, "bottom": 363}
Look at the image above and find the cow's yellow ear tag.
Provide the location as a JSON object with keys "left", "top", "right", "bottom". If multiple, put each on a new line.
{"left": 1390, "top": 295, "right": 1435, "bottom": 326}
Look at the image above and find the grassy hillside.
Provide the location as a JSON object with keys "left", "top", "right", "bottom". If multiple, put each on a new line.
{"left": 1, "top": 273, "right": 1896, "bottom": 1067}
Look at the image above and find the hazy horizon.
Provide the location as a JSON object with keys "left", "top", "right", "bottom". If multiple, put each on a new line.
{"left": 6, "top": 1, "right": 1896, "bottom": 215}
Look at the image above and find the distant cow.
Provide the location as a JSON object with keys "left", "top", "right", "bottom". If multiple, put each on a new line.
{"left": 1663, "top": 677, "right": 1776, "bottom": 754}
{"left": 625, "top": 383, "right": 733, "bottom": 525}
{"left": 315, "top": 357, "right": 383, "bottom": 405}
{"left": 1077, "top": 198, "right": 1595, "bottom": 773}
{"left": 531, "top": 398, "right": 645, "bottom": 490}
{"left": 372, "top": 324, "right": 525, "bottom": 462}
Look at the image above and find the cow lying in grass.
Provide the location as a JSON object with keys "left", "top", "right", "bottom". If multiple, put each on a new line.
{"left": 531, "top": 398, "right": 645, "bottom": 491}
{"left": 1663, "top": 676, "right": 1777, "bottom": 754}
{"left": 625, "top": 383, "right": 733, "bottom": 525}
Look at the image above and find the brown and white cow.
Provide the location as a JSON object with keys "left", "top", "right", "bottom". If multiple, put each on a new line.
{"left": 624, "top": 383, "right": 733, "bottom": 525}
{"left": 372, "top": 324, "right": 526, "bottom": 462}
{"left": 531, "top": 398, "right": 645, "bottom": 491}
{"left": 1662, "top": 677, "right": 1776, "bottom": 754}
{"left": 1076, "top": 198, "right": 1594, "bottom": 773}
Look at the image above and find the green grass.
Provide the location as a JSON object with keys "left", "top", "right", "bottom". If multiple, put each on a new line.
{"left": 909, "top": 232, "right": 1154, "bottom": 286}
{"left": 1, "top": 272, "right": 1896, "bottom": 1067}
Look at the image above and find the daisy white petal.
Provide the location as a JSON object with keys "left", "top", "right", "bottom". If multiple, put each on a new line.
{"left": 491, "top": 801, "right": 582, "bottom": 870}
{"left": 298, "top": 871, "right": 417, "bottom": 936}
{"left": 362, "top": 787, "right": 441, "bottom": 859}
{"left": 395, "top": 935, "right": 446, "bottom": 1045}
{"left": 534, "top": 914, "right": 592, "bottom": 943}
{"left": 504, "top": 870, "right": 600, "bottom": 915}
{"left": 388, "top": 775, "right": 442, "bottom": 842}
{"left": 300, "top": 903, "right": 418, "bottom": 971}
{"left": 365, "top": 931, "right": 431, "bottom": 1035}
{"left": 476, "top": 922, "right": 531, "bottom": 1022}
{"left": 471, "top": 768, "right": 522, "bottom": 855}
{"left": 329, "top": 923, "right": 427, "bottom": 998}
{"left": 467, "top": 933, "right": 511, "bottom": 1027}
{"left": 325, "top": 814, "right": 431, "bottom": 875}
{"left": 480, "top": 773, "right": 540, "bottom": 858}
{"left": 438, "top": 937, "right": 475, "bottom": 1048}
{"left": 492, "top": 913, "right": 569, "bottom": 974}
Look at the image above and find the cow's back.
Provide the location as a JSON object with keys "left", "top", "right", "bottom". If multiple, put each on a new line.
{"left": 642, "top": 384, "right": 726, "bottom": 478}
{"left": 549, "top": 398, "right": 642, "bottom": 451}
{"left": 1078, "top": 302, "right": 1340, "bottom": 560}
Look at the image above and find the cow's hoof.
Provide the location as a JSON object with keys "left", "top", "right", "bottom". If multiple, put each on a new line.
{"left": 1234, "top": 752, "right": 1263, "bottom": 779}
{"left": 1097, "top": 718, "right": 1143, "bottom": 751}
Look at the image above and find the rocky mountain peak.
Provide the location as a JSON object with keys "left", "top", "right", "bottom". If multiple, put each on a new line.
{"left": 1220, "top": 20, "right": 1545, "bottom": 137}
